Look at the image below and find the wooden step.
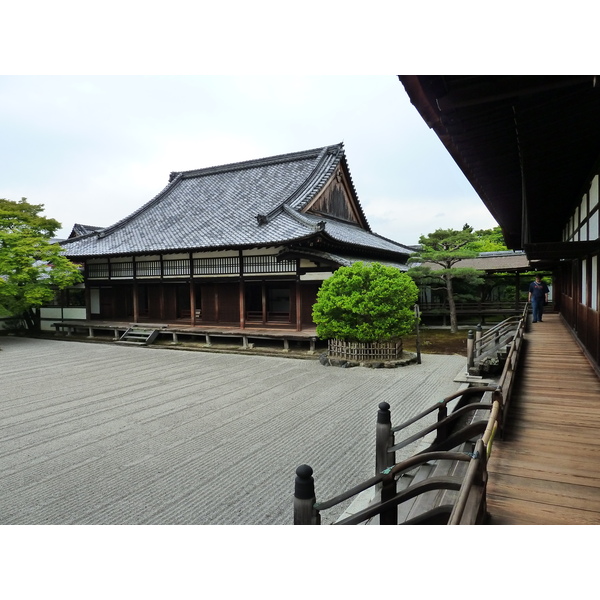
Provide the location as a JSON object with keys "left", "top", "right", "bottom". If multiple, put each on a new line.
{"left": 117, "top": 327, "right": 160, "bottom": 346}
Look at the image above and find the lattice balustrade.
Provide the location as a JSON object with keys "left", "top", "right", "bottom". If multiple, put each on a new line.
{"left": 243, "top": 255, "right": 296, "bottom": 273}
{"left": 110, "top": 262, "right": 134, "bottom": 277}
{"left": 163, "top": 259, "right": 190, "bottom": 276}
{"left": 88, "top": 263, "right": 109, "bottom": 278}
{"left": 136, "top": 261, "right": 161, "bottom": 277}
{"left": 86, "top": 254, "right": 298, "bottom": 278}
{"left": 193, "top": 257, "right": 240, "bottom": 275}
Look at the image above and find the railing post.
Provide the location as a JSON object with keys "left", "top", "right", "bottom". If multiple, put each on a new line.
{"left": 475, "top": 324, "right": 482, "bottom": 358}
{"left": 414, "top": 303, "right": 422, "bottom": 364}
{"left": 376, "top": 402, "right": 395, "bottom": 474}
{"left": 476, "top": 438, "right": 489, "bottom": 524}
{"left": 376, "top": 402, "right": 397, "bottom": 525}
{"left": 467, "top": 329, "right": 475, "bottom": 372}
{"left": 434, "top": 401, "right": 448, "bottom": 445}
{"left": 294, "top": 465, "right": 320, "bottom": 525}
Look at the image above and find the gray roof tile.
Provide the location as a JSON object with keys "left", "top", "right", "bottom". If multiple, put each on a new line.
{"left": 61, "top": 144, "right": 411, "bottom": 260}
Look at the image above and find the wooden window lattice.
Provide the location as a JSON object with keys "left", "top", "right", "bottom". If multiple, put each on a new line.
{"left": 136, "top": 261, "right": 161, "bottom": 277}
{"left": 243, "top": 255, "right": 296, "bottom": 273}
{"left": 110, "top": 262, "right": 134, "bottom": 277}
{"left": 87, "top": 255, "right": 297, "bottom": 278}
{"left": 88, "top": 263, "right": 109, "bottom": 278}
{"left": 194, "top": 257, "right": 240, "bottom": 275}
{"left": 163, "top": 259, "right": 190, "bottom": 276}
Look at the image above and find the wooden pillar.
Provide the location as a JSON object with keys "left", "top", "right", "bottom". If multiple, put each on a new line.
{"left": 214, "top": 286, "right": 219, "bottom": 323}
{"left": 132, "top": 257, "right": 139, "bottom": 323}
{"left": 376, "top": 402, "right": 397, "bottom": 525}
{"left": 434, "top": 403, "right": 448, "bottom": 445}
{"left": 190, "top": 279, "right": 196, "bottom": 326}
{"left": 190, "top": 253, "right": 196, "bottom": 326}
{"left": 133, "top": 282, "right": 139, "bottom": 323}
{"left": 467, "top": 329, "right": 475, "bottom": 372}
{"left": 159, "top": 283, "right": 165, "bottom": 320}
{"left": 294, "top": 465, "right": 320, "bottom": 525}
{"left": 239, "top": 251, "right": 245, "bottom": 329}
{"left": 295, "top": 280, "right": 302, "bottom": 331}
{"left": 84, "top": 280, "right": 92, "bottom": 321}
{"left": 239, "top": 280, "right": 246, "bottom": 329}
{"left": 475, "top": 324, "right": 482, "bottom": 357}
{"left": 376, "top": 402, "right": 394, "bottom": 475}
{"left": 159, "top": 255, "right": 165, "bottom": 320}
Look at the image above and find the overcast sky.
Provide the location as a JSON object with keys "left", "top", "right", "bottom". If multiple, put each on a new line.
{"left": 1, "top": 75, "right": 500, "bottom": 246}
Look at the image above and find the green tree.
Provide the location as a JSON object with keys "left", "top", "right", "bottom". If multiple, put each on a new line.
{"left": 0, "top": 198, "right": 82, "bottom": 332}
{"left": 408, "top": 224, "right": 485, "bottom": 333}
{"left": 467, "top": 226, "right": 508, "bottom": 253}
{"left": 312, "top": 262, "right": 419, "bottom": 342}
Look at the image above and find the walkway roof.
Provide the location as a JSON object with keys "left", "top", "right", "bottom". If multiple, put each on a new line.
{"left": 399, "top": 76, "right": 600, "bottom": 262}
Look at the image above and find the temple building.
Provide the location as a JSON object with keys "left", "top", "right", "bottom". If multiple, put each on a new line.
{"left": 60, "top": 143, "right": 413, "bottom": 331}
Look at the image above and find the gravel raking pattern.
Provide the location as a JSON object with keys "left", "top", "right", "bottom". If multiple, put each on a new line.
{"left": 0, "top": 337, "right": 465, "bottom": 524}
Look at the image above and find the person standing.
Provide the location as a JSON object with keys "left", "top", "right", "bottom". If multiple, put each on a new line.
{"left": 528, "top": 275, "right": 549, "bottom": 323}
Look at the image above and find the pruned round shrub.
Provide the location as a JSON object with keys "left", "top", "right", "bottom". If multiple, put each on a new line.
{"left": 312, "top": 262, "right": 419, "bottom": 343}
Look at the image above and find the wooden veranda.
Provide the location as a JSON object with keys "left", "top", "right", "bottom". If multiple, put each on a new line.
{"left": 486, "top": 312, "right": 600, "bottom": 524}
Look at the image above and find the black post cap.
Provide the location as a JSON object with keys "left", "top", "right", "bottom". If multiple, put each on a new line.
{"left": 295, "top": 464, "right": 315, "bottom": 500}
{"left": 377, "top": 402, "right": 391, "bottom": 424}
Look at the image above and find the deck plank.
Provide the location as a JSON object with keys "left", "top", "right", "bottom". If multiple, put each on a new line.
{"left": 486, "top": 313, "right": 600, "bottom": 525}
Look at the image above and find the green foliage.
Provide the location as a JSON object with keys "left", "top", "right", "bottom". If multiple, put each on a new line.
{"left": 312, "top": 262, "right": 419, "bottom": 342}
{"left": 0, "top": 198, "right": 82, "bottom": 328}
{"left": 467, "top": 226, "right": 507, "bottom": 253}
{"left": 407, "top": 224, "right": 484, "bottom": 288}
{"left": 407, "top": 224, "right": 486, "bottom": 333}
{"left": 410, "top": 224, "right": 477, "bottom": 264}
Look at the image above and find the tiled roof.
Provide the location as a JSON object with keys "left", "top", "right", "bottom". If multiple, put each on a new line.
{"left": 69, "top": 223, "right": 105, "bottom": 238}
{"left": 61, "top": 144, "right": 410, "bottom": 260}
{"left": 420, "top": 252, "right": 531, "bottom": 272}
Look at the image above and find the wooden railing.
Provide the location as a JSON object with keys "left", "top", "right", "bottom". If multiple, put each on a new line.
{"left": 293, "top": 304, "right": 529, "bottom": 525}
{"left": 420, "top": 301, "right": 527, "bottom": 315}
{"left": 466, "top": 303, "right": 529, "bottom": 375}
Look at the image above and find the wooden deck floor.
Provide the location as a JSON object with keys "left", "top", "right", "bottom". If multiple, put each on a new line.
{"left": 486, "top": 312, "right": 600, "bottom": 524}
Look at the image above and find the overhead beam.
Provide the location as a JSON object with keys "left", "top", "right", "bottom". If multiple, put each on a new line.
{"left": 436, "top": 76, "right": 595, "bottom": 112}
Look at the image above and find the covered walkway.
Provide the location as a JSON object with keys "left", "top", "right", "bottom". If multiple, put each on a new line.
{"left": 486, "top": 313, "right": 600, "bottom": 524}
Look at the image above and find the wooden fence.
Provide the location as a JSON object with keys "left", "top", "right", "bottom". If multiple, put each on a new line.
{"left": 327, "top": 339, "right": 403, "bottom": 361}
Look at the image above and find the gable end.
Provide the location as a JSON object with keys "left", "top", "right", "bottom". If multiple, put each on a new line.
{"left": 304, "top": 166, "right": 367, "bottom": 228}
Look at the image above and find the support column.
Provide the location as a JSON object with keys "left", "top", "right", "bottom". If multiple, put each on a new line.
{"left": 133, "top": 282, "right": 139, "bottom": 323}
{"left": 190, "top": 252, "right": 196, "bottom": 326}
{"left": 239, "top": 280, "right": 246, "bottom": 329}
{"left": 190, "top": 279, "right": 196, "bottom": 326}
{"left": 159, "top": 283, "right": 165, "bottom": 320}
{"left": 295, "top": 280, "right": 302, "bottom": 332}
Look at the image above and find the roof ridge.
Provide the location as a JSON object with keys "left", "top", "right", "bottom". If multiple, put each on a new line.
{"left": 172, "top": 143, "right": 343, "bottom": 180}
